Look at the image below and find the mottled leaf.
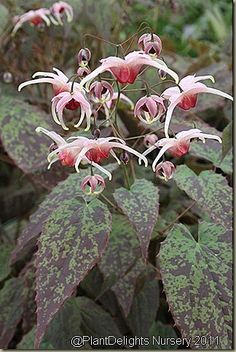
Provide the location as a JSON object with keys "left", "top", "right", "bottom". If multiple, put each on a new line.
{"left": 222, "top": 122, "right": 232, "bottom": 159}
{"left": 159, "top": 222, "right": 232, "bottom": 349}
{"left": 17, "top": 327, "right": 53, "bottom": 350}
{"left": 127, "top": 274, "right": 159, "bottom": 337}
{"left": 190, "top": 140, "right": 232, "bottom": 174}
{"left": 174, "top": 165, "right": 232, "bottom": 229}
{"left": 11, "top": 163, "right": 117, "bottom": 264}
{"left": 0, "top": 96, "right": 67, "bottom": 189}
{"left": 0, "top": 243, "right": 13, "bottom": 281}
{"left": 21, "top": 262, "right": 37, "bottom": 333}
{"left": 113, "top": 179, "right": 159, "bottom": 259}
{"left": 0, "top": 278, "right": 24, "bottom": 348}
{"left": 35, "top": 198, "right": 112, "bottom": 347}
{"left": 99, "top": 214, "right": 146, "bottom": 316}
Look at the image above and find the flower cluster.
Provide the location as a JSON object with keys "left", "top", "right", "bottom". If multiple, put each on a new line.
{"left": 12, "top": 1, "right": 73, "bottom": 34}
{"left": 18, "top": 31, "right": 233, "bottom": 193}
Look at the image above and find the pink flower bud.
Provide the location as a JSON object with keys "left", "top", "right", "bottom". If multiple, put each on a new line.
{"left": 89, "top": 81, "right": 114, "bottom": 103}
{"left": 77, "top": 67, "right": 91, "bottom": 77}
{"left": 134, "top": 95, "right": 166, "bottom": 124}
{"left": 155, "top": 161, "right": 176, "bottom": 181}
{"left": 80, "top": 174, "right": 105, "bottom": 195}
{"left": 143, "top": 134, "right": 158, "bottom": 148}
{"left": 138, "top": 33, "right": 162, "bottom": 57}
{"left": 77, "top": 48, "right": 91, "bottom": 67}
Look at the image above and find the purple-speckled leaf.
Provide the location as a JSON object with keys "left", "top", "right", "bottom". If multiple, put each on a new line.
{"left": 11, "top": 163, "right": 117, "bottom": 264}
{"left": 159, "top": 222, "right": 232, "bottom": 349}
{"left": 173, "top": 165, "right": 232, "bottom": 229}
{"left": 35, "top": 198, "right": 111, "bottom": 348}
{"left": 99, "top": 214, "right": 147, "bottom": 316}
{"left": 0, "top": 96, "right": 67, "bottom": 189}
{"left": 113, "top": 179, "right": 159, "bottom": 259}
{"left": 0, "top": 278, "right": 24, "bottom": 348}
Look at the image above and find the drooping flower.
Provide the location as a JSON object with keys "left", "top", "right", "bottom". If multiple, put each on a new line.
{"left": 89, "top": 81, "right": 114, "bottom": 104}
{"left": 36, "top": 127, "right": 148, "bottom": 179}
{"left": 18, "top": 68, "right": 92, "bottom": 130}
{"left": 80, "top": 51, "right": 179, "bottom": 86}
{"left": 140, "top": 128, "right": 222, "bottom": 171}
{"left": 50, "top": 1, "right": 73, "bottom": 25}
{"left": 81, "top": 175, "right": 105, "bottom": 195}
{"left": 77, "top": 67, "right": 91, "bottom": 77}
{"left": 143, "top": 134, "right": 158, "bottom": 148}
{"left": 134, "top": 95, "right": 166, "bottom": 124}
{"left": 12, "top": 8, "right": 51, "bottom": 34}
{"left": 155, "top": 161, "right": 176, "bottom": 181}
{"left": 162, "top": 74, "right": 233, "bottom": 137}
{"left": 138, "top": 33, "right": 162, "bottom": 57}
{"left": 77, "top": 48, "right": 91, "bottom": 67}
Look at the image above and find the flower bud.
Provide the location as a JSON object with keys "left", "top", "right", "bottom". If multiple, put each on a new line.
{"left": 89, "top": 81, "right": 114, "bottom": 103}
{"left": 138, "top": 33, "right": 162, "bottom": 57}
{"left": 155, "top": 161, "right": 176, "bottom": 181}
{"left": 158, "top": 68, "right": 167, "bottom": 80}
{"left": 81, "top": 174, "right": 105, "bottom": 195}
{"left": 143, "top": 134, "right": 158, "bottom": 148}
{"left": 134, "top": 95, "right": 166, "bottom": 124}
{"left": 77, "top": 67, "right": 91, "bottom": 77}
{"left": 77, "top": 48, "right": 91, "bottom": 67}
{"left": 49, "top": 142, "right": 58, "bottom": 152}
{"left": 3, "top": 72, "right": 13, "bottom": 83}
{"left": 120, "top": 151, "right": 130, "bottom": 164}
{"left": 92, "top": 128, "right": 101, "bottom": 139}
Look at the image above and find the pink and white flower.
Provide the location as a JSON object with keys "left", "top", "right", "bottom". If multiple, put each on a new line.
{"left": 138, "top": 33, "right": 162, "bottom": 57}
{"left": 140, "top": 128, "right": 222, "bottom": 171}
{"left": 162, "top": 74, "right": 233, "bottom": 137}
{"left": 89, "top": 81, "right": 114, "bottom": 103}
{"left": 36, "top": 127, "right": 148, "bottom": 179}
{"left": 155, "top": 161, "right": 176, "bottom": 181}
{"left": 105, "top": 92, "right": 134, "bottom": 110}
{"left": 143, "top": 134, "right": 158, "bottom": 148}
{"left": 12, "top": 8, "right": 51, "bottom": 34}
{"left": 77, "top": 48, "right": 91, "bottom": 67}
{"left": 81, "top": 175, "right": 105, "bottom": 195}
{"left": 80, "top": 51, "right": 179, "bottom": 86}
{"left": 50, "top": 1, "right": 73, "bottom": 25}
{"left": 18, "top": 68, "right": 92, "bottom": 130}
{"left": 134, "top": 95, "right": 166, "bottom": 124}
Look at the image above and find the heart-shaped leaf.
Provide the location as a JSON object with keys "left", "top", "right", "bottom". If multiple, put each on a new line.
{"left": 173, "top": 165, "right": 232, "bottom": 229}
{"left": 11, "top": 163, "right": 117, "bottom": 264}
{"left": 158, "top": 222, "right": 232, "bottom": 349}
{"left": 99, "top": 214, "right": 146, "bottom": 316}
{"left": 35, "top": 198, "right": 111, "bottom": 347}
{"left": 113, "top": 179, "right": 159, "bottom": 259}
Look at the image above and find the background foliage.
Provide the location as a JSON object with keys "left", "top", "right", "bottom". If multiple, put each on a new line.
{"left": 0, "top": 0, "right": 232, "bottom": 350}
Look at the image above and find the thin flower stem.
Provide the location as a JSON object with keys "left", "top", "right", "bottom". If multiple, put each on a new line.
{"left": 130, "top": 159, "right": 136, "bottom": 182}
{"left": 100, "top": 194, "right": 123, "bottom": 213}
{"left": 160, "top": 201, "right": 197, "bottom": 236}
{"left": 122, "top": 164, "right": 131, "bottom": 189}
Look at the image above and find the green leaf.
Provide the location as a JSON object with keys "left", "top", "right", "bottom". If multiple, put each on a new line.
{"left": 0, "top": 278, "right": 24, "bottom": 348}
{"left": 173, "top": 165, "right": 232, "bottom": 229}
{"left": 43, "top": 296, "right": 121, "bottom": 349}
{"left": 17, "top": 327, "right": 53, "bottom": 350}
{"left": 0, "top": 96, "right": 66, "bottom": 189}
{"left": 0, "top": 4, "right": 9, "bottom": 35}
{"left": 35, "top": 198, "right": 112, "bottom": 347}
{"left": 0, "top": 243, "right": 13, "bottom": 281}
{"left": 127, "top": 274, "right": 159, "bottom": 337}
{"left": 113, "top": 179, "right": 159, "bottom": 259}
{"left": 159, "top": 222, "right": 232, "bottom": 349}
{"left": 190, "top": 140, "right": 232, "bottom": 174}
{"left": 222, "top": 122, "right": 232, "bottom": 159}
{"left": 11, "top": 163, "right": 117, "bottom": 264}
{"left": 148, "top": 321, "right": 178, "bottom": 349}
{"left": 99, "top": 214, "right": 146, "bottom": 316}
